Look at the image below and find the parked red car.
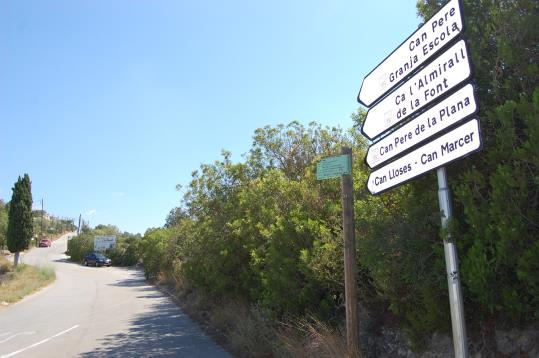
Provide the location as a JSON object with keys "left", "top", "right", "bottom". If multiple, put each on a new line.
{"left": 39, "top": 239, "right": 52, "bottom": 247}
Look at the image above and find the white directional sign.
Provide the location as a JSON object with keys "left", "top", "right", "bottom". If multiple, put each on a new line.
{"left": 94, "top": 235, "right": 116, "bottom": 251}
{"left": 366, "top": 83, "right": 477, "bottom": 168}
{"left": 357, "top": 0, "right": 463, "bottom": 107}
{"left": 362, "top": 39, "right": 471, "bottom": 140}
{"left": 367, "top": 118, "right": 481, "bottom": 195}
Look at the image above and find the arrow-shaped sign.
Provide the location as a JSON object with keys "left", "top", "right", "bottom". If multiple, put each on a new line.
{"left": 366, "top": 83, "right": 477, "bottom": 168}
{"left": 361, "top": 39, "right": 472, "bottom": 140}
{"left": 357, "top": 0, "right": 464, "bottom": 107}
{"left": 367, "top": 118, "right": 481, "bottom": 195}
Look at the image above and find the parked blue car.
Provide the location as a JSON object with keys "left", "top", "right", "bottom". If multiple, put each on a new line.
{"left": 83, "top": 252, "right": 111, "bottom": 267}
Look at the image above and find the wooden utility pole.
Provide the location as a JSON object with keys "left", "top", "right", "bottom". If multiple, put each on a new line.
{"left": 341, "top": 147, "right": 360, "bottom": 357}
{"left": 316, "top": 148, "right": 360, "bottom": 356}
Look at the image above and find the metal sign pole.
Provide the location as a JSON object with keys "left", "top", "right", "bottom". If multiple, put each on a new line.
{"left": 437, "top": 166, "right": 468, "bottom": 358}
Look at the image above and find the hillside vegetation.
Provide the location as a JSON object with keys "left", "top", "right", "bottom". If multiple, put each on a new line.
{"left": 66, "top": 0, "right": 539, "bottom": 355}
{"left": 66, "top": 224, "right": 141, "bottom": 266}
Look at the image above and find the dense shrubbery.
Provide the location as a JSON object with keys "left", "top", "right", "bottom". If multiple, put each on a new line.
{"left": 32, "top": 213, "right": 76, "bottom": 240}
{"left": 105, "top": 233, "right": 141, "bottom": 266}
{"left": 65, "top": 0, "right": 538, "bottom": 350}
{"left": 66, "top": 225, "right": 141, "bottom": 266}
{"left": 418, "top": 0, "right": 539, "bottom": 336}
{"left": 66, "top": 234, "right": 94, "bottom": 262}
{"left": 139, "top": 228, "right": 169, "bottom": 279}
{"left": 135, "top": 0, "right": 538, "bottom": 349}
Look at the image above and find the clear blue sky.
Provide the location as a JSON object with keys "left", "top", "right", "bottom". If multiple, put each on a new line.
{"left": 1, "top": 0, "right": 419, "bottom": 234}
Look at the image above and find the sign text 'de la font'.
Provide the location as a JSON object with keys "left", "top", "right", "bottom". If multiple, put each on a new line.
{"left": 362, "top": 39, "right": 471, "bottom": 140}
{"left": 357, "top": 0, "right": 463, "bottom": 107}
{"left": 366, "top": 83, "right": 477, "bottom": 168}
{"left": 367, "top": 118, "right": 481, "bottom": 194}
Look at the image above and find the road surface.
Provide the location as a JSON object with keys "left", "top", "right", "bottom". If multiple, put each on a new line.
{"left": 0, "top": 233, "right": 232, "bottom": 358}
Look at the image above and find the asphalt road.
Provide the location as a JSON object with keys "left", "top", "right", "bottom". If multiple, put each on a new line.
{"left": 0, "top": 233, "right": 232, "bottom": 358}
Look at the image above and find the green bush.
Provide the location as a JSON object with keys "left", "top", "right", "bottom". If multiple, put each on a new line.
{"left": 66, "top": 229, "right": 141, "bottom": 267}
{"left": 105, "top": 234, "right": 140, "bottom": 266}
{"left": 66, "top": 234, "right": 93, "bottom": 262}
{"left": 139, "top": 228, "right": 170, "bottom": 279}
{"left": 114, "top": 0, "right": 539, "bottom": 345}
{"left": 0, "top": 255, "right": 11, "bottom": 275}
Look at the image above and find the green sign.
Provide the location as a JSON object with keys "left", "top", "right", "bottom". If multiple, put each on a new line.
{"left": 316, "top": 154, "right": 351, "bottom": 180}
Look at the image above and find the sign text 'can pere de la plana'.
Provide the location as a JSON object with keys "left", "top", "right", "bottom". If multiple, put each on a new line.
{"left": 356, "top": 0, "right": 478, "bottom": 356}
{"left": 366, "top": 83, "right": 477, "bottom": 169}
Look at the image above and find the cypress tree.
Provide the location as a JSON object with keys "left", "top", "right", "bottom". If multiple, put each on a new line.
{"left": 7, "top": 174, "right": 34, "bottom": 266}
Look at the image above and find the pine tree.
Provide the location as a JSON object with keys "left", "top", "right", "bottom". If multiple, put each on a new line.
{"left": 7, "top": 174, "right": 34, "bottom": 266}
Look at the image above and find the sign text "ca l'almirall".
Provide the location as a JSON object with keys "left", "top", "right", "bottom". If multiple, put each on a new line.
{"left": 362, "top": 39, "right": 471, "bottom": 140}
{"left": 366, "top": 83, "right": 477, "bottom": 168}
{"left": 367, "top": 118, "right": 481, "bottom": 195}
{"left": 317, "top": 155, "right": 351, "bottom": 180}
{"left": 357, "top": 0, "right": 463, "bottom": 107}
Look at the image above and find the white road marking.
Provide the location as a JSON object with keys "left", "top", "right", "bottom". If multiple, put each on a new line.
{"left": 0, "top": 325, "right": 79, "bottom": 358}
{"left": 0, "top": 332, "right": 35, "bottom": 344}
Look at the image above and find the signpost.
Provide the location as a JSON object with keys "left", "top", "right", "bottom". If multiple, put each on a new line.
{"left": 356, "top": 1, "right": 479, "bottom": 356}
{"left": 357, "top": 0, "right": 463, "bottom": 107}
{"left": 316, "top": 149, "right": 359, "bottom": 357}
{"left": 367, "top": 119, "right": 481, "bottom": 194}
{"left": 366, "top": 83, "right": 477, "bottom": 168}
{"left": 362, "top": 39, "right": 472, "bottom": 140}
{"left": 94, "top": 236, "right": 117, "bottom": 252}
{"left": 316, "top": 154, "right": 351, "bottom": 180}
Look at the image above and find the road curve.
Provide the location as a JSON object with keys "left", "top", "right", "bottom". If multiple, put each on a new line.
{"left": 0, "top": 233, "right": 232, "bottom": 358}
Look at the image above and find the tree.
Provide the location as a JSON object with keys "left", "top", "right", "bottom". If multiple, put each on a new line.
{"left": 0, "top": 200, "right": 8, "bottom": 251}
{"left": 249, "top": 121, "right": 358, "bottom": 180}
{"left": 7, "top": 174, "right": 34, "bottom": 266}
{"left": 139, "top": 228, "right": 170, "bottom": 279}
{"left": 164, "top": 207, "right": 188, "bottom": 228}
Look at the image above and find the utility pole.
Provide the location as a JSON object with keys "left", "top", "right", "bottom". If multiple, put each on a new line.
{"left": 341, "top": 147, "right": 360, "bottom": 357}
{"left": 77, "top": 214, "right": 81, "bottom": 235}
{"left": 316, "top": 148, "right": 360, "bottom": 357}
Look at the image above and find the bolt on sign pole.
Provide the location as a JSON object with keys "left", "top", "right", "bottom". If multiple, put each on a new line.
{"left": 437, "top": 166, "right": 468, "bottom": 357}
{"left": 341, "top": 147, "right": 360, "bottom": 357}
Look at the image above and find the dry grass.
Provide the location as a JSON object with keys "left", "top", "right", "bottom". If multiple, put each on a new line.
{"left": 157, "top": 272, "right": 350, "bottom": 358}
{"left": 0, "top": 256, "right": 55, "bottom": 304}
{"left": 0, "top": 255, "right": 10, "bottom": 275}
{"left": 276, "top": 317, "right": 349, "bottom": 358}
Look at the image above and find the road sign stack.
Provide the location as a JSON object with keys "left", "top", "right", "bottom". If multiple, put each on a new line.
{"left": 356, "top": 0, "right": 478, "bottom": 355}
{"left": 357, "top": 0, "right": 481, "bottom": 195}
